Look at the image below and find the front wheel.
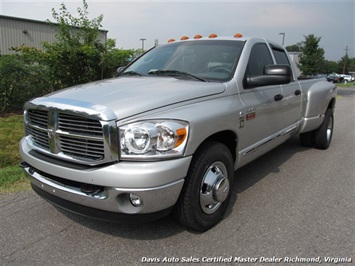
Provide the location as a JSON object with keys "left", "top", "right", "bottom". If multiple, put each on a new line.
{"left": 173, "top": 141, "right": 234, "bottom": 232}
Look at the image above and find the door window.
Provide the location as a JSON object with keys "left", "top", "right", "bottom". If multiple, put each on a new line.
{"left": 244, "top": 43, "right": 274, "bottom": 88}
{"left": 272, "top": 48, "right": 291, "bottom": 65}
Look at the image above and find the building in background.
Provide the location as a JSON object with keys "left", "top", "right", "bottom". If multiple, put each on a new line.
{"left": 0, "top": 15, "right": 108, "bottom": 55}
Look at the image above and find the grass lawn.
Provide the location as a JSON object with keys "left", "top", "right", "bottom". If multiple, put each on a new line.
{"left": 337, "top": 82, "right": 355, "bottom": 88}
{"left": 0, "top": 115, "right": 30, "bottom": 193}
{"left": 0, "top": 166, "right": 29, "bottom": 193}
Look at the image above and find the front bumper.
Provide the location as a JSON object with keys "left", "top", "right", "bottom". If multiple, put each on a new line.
{"left": 20, "top": 138, "right": 192, "bottom": 220}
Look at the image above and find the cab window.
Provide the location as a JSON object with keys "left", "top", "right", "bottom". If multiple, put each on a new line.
{"left": 244, "top": 43, "right": 273, "bottom": 88}
{"left": 272, "top": 48, "right": 291, "bottom": 65}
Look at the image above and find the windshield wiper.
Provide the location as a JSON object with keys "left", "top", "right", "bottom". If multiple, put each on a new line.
{"left": 148, "top": 70, "right": 207, "bottom": 82}
{"left": 119, "top": 71, "right": 142, "bottom": 77}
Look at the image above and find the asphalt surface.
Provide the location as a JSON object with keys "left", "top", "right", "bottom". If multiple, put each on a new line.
{"left": 1, "top": 87, "right": 354, "bottom": 266}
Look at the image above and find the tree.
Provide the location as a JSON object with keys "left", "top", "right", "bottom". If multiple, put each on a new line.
{"left": 100, "top": 39, "right": 138, "bottom": 78}
{"left": 40, "top": 0, "right": 138, "bottom": 88}
{"left": 338, "top": 54, "right": 351, "bottom": 74}
{"left": 286, "top": 42, "right": 302, "bottom": 52}
{"left": 0, "top": 48, "right": 53, "bottom": 114}
{"left": 348, "top": 57, "right": 355, "bottom": 73}
{"left": 1, "top": 1, "right": 136, "bottom": 114}
{"left": 42, "top": 0, "right": 106, "bottom": 89}
{"left": 298, "top": 34, "right": 325, "bottom": 76}
{"left": 320, "top": 60, "right": 340, "bottom": 74}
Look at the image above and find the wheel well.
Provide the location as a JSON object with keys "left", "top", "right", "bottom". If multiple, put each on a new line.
{"left": 328, "top": 98, "right": 336, "bottom": 110}
{"left": 202, "top": 131, "right": 237, "bottom": 163}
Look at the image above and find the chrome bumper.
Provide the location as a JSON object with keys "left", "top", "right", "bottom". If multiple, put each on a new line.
{"left": 20, "top": 138, "right": 191, "bottom": 217}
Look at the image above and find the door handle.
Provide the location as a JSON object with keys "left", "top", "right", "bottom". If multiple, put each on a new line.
{"left": 295, "top": 90, "right": 301, "bottom": 96}
{"left": 274, "top": 94, "right": 283, "bottom": 101}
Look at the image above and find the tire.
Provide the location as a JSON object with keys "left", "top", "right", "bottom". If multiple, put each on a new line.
{"left": 314, "top": 108, "right": 334, "bottom": 149}
{"left": 173, "top": 141, "right": 234, "bottom": 232}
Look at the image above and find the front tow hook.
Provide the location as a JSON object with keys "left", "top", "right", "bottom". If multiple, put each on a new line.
{"left": 19, "top": 161, "right": 30, "bottom": 169}
{"left": 19, "top": 162, "right": 35, "bottom": 174}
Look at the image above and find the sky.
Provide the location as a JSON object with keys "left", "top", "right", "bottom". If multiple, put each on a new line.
{"left": 1, "top": 0, "right": 354, "bottom": 61}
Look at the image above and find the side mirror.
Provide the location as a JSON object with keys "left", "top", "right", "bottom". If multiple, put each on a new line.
{"left": 246, "top": 64, "right": 292, "bottom": 88}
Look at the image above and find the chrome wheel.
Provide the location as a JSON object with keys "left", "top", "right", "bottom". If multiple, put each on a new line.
{"left": 173, "top": 141, "right": 234, "bottom": 232}
{"left": 315, "top": 108, "right": 334, "bottom": 150}
{"left": 200, "top": 161, "right": 230, "bottom": 214}
{"left": 326, "top": 115, "right": 333, "bottom": 142}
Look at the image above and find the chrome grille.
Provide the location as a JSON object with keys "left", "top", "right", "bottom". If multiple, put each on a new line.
{"left": 60, "top": 136, "right": 104, "bottom": 161}
{"left": 27, "top": 109, "right": 48, "bottom": 128}
{"left": 25, "top": 110, "right": 50, "bottom": 149}
{"left": 58, "top": 113, "right": 103, "bottom": 137}
{"left": 27, "top": 126, "right": 50, "bottom": 150}
{"left": 25, "top": 109, "right": 108, "bottom": 164}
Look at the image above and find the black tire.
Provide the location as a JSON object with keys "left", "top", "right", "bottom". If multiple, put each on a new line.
{"left": 314, "top": 108, "right": 334, "bottom": 149}
{"left": 173, "top": 141, "right": 234, "bottom": 232}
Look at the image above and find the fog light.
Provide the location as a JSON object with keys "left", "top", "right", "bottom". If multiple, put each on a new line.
{"left": 129, "top": 193, "right": 143, "bottom": 207}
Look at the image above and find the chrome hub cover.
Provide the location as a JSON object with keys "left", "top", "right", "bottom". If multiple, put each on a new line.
{"left": 200, "top": 162, "right": 230, "bottom": 214}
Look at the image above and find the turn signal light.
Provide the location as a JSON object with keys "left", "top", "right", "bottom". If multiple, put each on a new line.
{"left": 175, "top": 128, "right": 187, "bottom": 147}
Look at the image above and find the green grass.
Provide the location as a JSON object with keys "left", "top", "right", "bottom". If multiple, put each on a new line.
{"left": 337, "top": 82, "right": 355, "bottom": 88}
{"left": 0, "top": 115, "right": 30, "bottom": 193}
{"left": 0, "top": 165, "right": 30, "bottom": 193}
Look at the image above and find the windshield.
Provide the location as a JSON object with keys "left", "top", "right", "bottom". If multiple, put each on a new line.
{"left": 122, "top": 40, "right": 244, "bottom": 82}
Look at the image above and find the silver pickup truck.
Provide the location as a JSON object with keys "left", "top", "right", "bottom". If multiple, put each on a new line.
{"left": 20, "top": 34, "right": 337, "bottom": 232}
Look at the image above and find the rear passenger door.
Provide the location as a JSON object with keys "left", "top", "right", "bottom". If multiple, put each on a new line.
{"left": 271, "top": 45, "right": 302, "bottom": 130}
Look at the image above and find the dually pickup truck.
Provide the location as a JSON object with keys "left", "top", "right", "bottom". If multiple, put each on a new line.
{"left": 20, "top": 34, "right": 337, "bottom": 232}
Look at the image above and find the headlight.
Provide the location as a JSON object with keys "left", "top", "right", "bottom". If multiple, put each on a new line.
{"left": 119, "top": 120, "right": 189, "bottom": 160}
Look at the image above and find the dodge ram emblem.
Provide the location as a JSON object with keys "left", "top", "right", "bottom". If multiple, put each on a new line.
{"left": 47, "top": 128, "right": 54, "bottom": 139}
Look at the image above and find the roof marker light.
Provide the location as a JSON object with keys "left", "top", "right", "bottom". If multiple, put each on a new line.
{"left": 234, "top": 33, "right": 243, "bottom": 38}
{"left": 209, "top": 33, "right": 218, "bottom": 38}
{"left": 181, "top": 36, "right": 189, "bottom": 40}
{"left": 168, "top": 38, "right": 175, "bottom": 43}
{"left": 194, "top": 34, "right": 203, "bottom": 39}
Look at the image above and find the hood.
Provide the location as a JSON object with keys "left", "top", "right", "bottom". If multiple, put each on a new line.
{"left": 29, "top": 77, "right": 226, "bottom": 120}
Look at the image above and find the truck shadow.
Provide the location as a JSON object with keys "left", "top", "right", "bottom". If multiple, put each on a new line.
{"left": 57, "top": 135, "right": 309, "bottom": 239}
{"left": 225, "top": 135, "right": 307, "bottom": 217}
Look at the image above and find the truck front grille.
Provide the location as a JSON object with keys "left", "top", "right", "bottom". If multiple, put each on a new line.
{"left": 58, "top": 113, "right": 103, "bottom": 137}
{"left": 59, "top": 136, "right": 104, "bottom": 161}
{"left": 25, "top": 110, "right": 50, "bottom": 150}
{"left": 25, "top": 109, "right": 111, "bottom": 165}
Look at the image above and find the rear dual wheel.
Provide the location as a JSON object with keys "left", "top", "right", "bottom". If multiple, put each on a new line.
{"left": 300, "top": 108, "right": 334, "bottom": 149}
{"left": 173, "top": 141, "right": 234, "bottom": 232}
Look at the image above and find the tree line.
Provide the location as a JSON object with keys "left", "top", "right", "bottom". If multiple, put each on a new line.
{"left": 286, "top": 34, "right": 354, "bottom": 76}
